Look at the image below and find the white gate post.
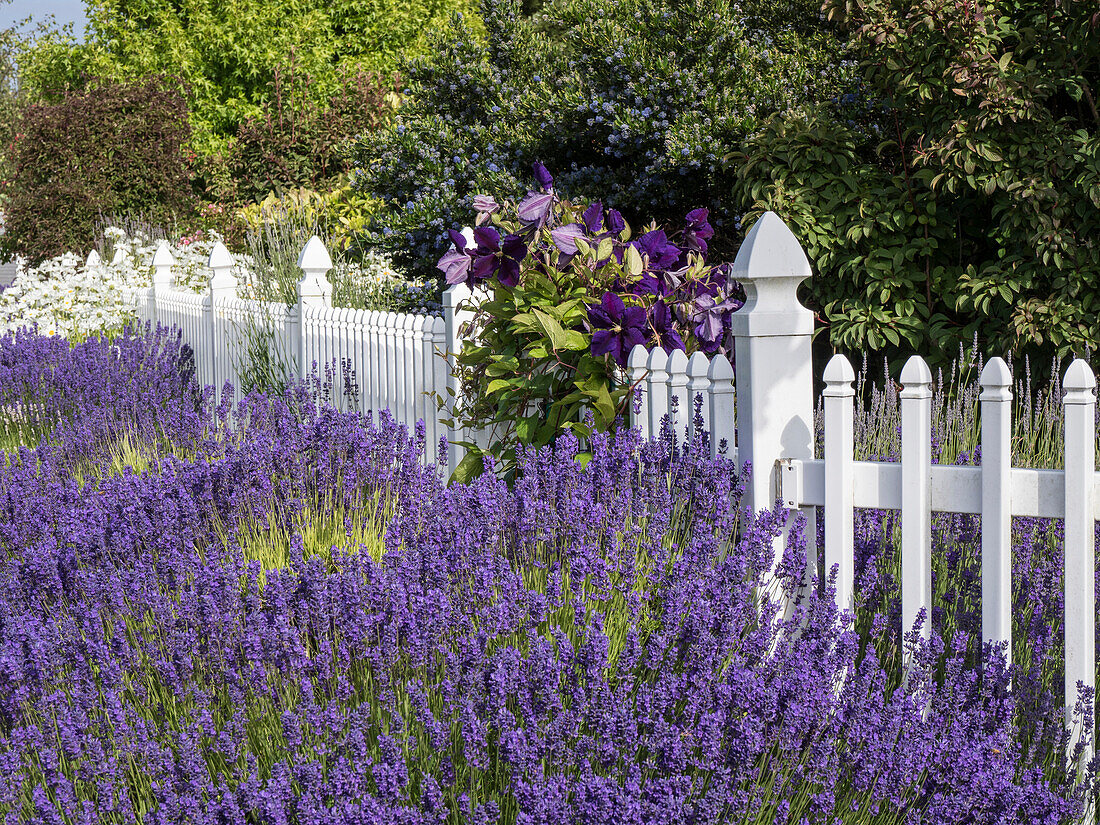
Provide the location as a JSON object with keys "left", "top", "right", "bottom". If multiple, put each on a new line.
{"left": 207, "top": 242, "right": 237, "bottom": 403}
{"left": 1063, "top": 358, "right": 1096, "bottom": 778}
{"left": 979, "top": 358, "right": 1013, "bottom": 669}
{"left": 297, "top": 236, "right": 334, "bottom": 389}
{"left": 900, "top": 355, "right": 932, "bottom": 687}
{"left": 730, "top": 211, "right": 817, "bottom": 603}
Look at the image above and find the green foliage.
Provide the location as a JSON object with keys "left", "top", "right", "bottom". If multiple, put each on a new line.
{"left": 733, "top": 0, "right": 1100, "bottom": 366}
{"left": 225, "top": 64, "right": 398, "bottom": 205}
{"left": 1, "top": 75, "right": 195, "bottom": 263}
{"left": 350, "top": 0, "right": 851, "bottom": 280}
{"left": 16, "top": 0, "right": 481, "bottom": 167}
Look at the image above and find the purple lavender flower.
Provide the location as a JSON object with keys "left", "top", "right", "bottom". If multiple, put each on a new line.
{"left": 587, "top": 291, "right": 648, "bottom": 366}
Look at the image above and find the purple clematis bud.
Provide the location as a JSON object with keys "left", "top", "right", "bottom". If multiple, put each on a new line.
{"left": 647, "top": 300, "right": 685, "bottom": 352}
{"left": 587, "top": 291, "right": 649, "bottom": 367}
{"left": 532, "top": 161, "right": 554, "bottom": 192}
{"left": 605, "top": 208, "right": 626, "bottom": 236}
{"left": 550, "top": 223, "right": 587, "bottom": 255}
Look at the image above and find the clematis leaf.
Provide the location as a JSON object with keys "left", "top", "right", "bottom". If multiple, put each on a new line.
{"left": 624, "top": 244, "right": 644, "bottom": 276}
{"left": 533, "top": 307, "right": 570, "bottom": 351}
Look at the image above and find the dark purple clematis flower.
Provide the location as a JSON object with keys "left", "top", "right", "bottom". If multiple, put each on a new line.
{"left": 587, "top": 291, "right": 648, "bottom": 367}
{"left": 631, "top": 229, "right": 681, "bottom": 270}
{"left": 437, "top": 229, "right": 475, "bottom": 285}
{"left": 532, "top": 161, "right": 554, "bottom": 192}
{"left": 468, "top": 226, "right": 528, "bottom": 288}
{"left": 550, "top": 223, "right": 587, "bottom": 255}
{"left": 682, "top": 207, "right": 714, "bottom": 254}
{"left": 691, "top": 293, "right": 740, "bottom": 353}
{"left": 647, "top": 300, "right": 685, "bottom": 352}
{"left": 581, "top": 202, "right": 628, "bottom": 241}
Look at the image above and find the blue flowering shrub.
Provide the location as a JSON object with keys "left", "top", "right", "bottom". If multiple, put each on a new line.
{"left": 437, "top": 165, "right": 743, "bottom": 482}
{"left": 350, "top": 0, "right": 853, "bottom": 280}
{"left": 0, "top": 326, "right": 1095, "bottom": 821}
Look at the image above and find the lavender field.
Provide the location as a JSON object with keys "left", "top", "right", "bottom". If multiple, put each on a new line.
{"left": 0, "top": 326, "right": 1095, "bottom": 824}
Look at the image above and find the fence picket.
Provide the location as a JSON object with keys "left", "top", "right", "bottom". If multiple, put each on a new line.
{"left": 686, "top": 351, "right": 710, "bottom": 441}
{"left": 823, "top": 353, "right": 855, "bottom": 612}
{"left": 707, "top": 354, "right": 735, "bottom": 461}
{"left": 1063, "top": 358, "right": 1096, "bottom": 771}
{"left": 980, "top": 358, "right": 1013, "bottom": 665}
{"left": 645, "top": 347, "right": 670, "bottom": 437}
{"left": 900, "top": 355, "right": 932, "bottom": 683}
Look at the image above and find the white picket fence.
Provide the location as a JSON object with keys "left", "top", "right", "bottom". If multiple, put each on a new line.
{"left": 124, "top": 235, "right": 737, "bottom": 478}
{"left": 128, "top": 238, "right": 455, "bottom": 462}
{"left": 122, "top": 214, "right": 1097, "bottom": 812}
{"left": 728, "top": 213, "right": 1098, "bottom": 808}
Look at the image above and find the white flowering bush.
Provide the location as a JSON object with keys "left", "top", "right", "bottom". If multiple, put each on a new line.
{"left": 329, "top": 251, "right": 442, "bottom": 316}
{"left": 0, "top": 224, "right": 438, "bottom": 340}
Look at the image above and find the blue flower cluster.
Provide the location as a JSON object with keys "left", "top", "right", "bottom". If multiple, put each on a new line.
{"left": 348, "top": 0, "right": 853, "bottom": 283}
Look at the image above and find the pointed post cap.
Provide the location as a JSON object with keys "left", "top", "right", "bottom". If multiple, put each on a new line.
{"left": 729, "top": 211, "right": 813, "bottom": 337}
{"left": 460, "top": 226, "right": 476, "bottom": 250}
{"left": 152, "top": 241, "right": 175, "bottom": 268}
{"left": 626, "top": 344, "right": 649, "bottom": 372}
{"left": 207, "top": 240, "right": 237, "bottom": 294}
{"left": 297, "top": 235, "right": 332, "bottom": 306}
{"left": 823, "top": 353, "right": 855, "bottom": 397}
{"left": 84, "top": 249, "right": 101, "bottom": 269}
{"left": 900, "top": 355, "right": 932, "bottom": 398}
{"left": 1063, "top": 359, "right": 1096, "bottom": 405}
{"left": 110, "top": 247, "right": 127, "bottom": 266}
{"left": 151, "top": 241, "right": 175, "bottom": 289}
{"left": 979, "top": 357, "right": 1012, "bottom": 402}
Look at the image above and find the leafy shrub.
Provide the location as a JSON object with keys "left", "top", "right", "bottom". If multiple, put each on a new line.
{"left": 1, "top": 75, "right": 195, "bottom": 263}
{"left": 440, "top": 166, "right": 742, "bottom": 482}
{"left": 224, "top": 63, "right": 399, "bottom": 205}
{"left": 15, "top": 0, "right": 481, "bottom": 164}
{"left": 732, "top": 0, "right": 1100, "bottom": 367}
{"left": 350, "top": 0, "right": 851, "bottom": 280}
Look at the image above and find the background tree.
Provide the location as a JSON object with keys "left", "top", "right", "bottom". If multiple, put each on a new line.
{"left": 349, "top": 0, "right": 853, "bottom": 280}
{"left": 733, "top": 0, "right": 1100, "bottom": 367}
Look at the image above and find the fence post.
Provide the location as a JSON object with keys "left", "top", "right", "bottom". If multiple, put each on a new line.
{"left": 296, "top": 235, "right": 334, "bottom": 388}
{"left": 443, "top": 279, "right": 474, "bottom": 480}
{"left": 207, "top": 241, "right": 237, "bottom": 403}
{"left": 149, "top": 242, "right": 174, "bottom": 326}
{"left": 667, "top": 348, "right": 690, "bottom": 435}
{"left": 900, "top": 355, "right": 932, "bottom": 687}
{"left": 979, "top": 357, "right": 1013, "bottom": 671}
{"left": 1063, "top": 358, "right": 1095, "bottom": 780}
{"left": 729, "top": 211, "right": 816, "bottom": 603}
{"left": 823, "top": 353, "right": 855, "bottom": 613}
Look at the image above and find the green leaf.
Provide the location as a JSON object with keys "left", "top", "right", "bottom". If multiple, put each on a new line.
{"left": 532, "top": 307, "right": 571, "bottom": 351}
{"left": 449, "top": 451, "right": 485, "bottom": 485}
{"left": 486, "top": 378, "right": 512, "bottom": 395}
{"left": 624, "top": 244, "right": 644, "bottom": 276}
